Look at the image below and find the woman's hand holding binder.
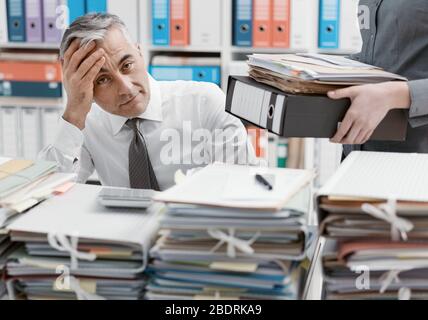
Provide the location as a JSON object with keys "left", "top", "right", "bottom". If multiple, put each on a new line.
{"left": 328, "top": 81, "right": 411, "bottom": 145}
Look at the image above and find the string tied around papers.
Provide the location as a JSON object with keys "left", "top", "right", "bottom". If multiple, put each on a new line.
{"left": 379, "top": 270, "right": 412, "bottom": 301}
{"left": 47, "top": 233, "right": 97, "bottom": 270}
{"left": 361, "top": 198, "right": 414, "bottom": 242}
{"left": 208, "top": 228, "right": 261, "bottom": 259}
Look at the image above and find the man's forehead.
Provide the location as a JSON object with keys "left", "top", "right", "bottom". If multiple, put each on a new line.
{"left": 96, "top": 28, "right": 134, "bottom": 57}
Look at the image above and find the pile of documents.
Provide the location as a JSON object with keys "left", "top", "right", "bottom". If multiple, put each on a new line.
{"left": 0, "top": 157, "right": 76, "bottom": 297}
{"left": 146, "top": 163, "right": 315, "bottom": 300}
{"left": 317, "top": 151, "right": 428, "bottom": 300}
{"left": 247, "top": 53, "right": 407, "bottom": 94}
{"left": 5, "top": 184, "right": 163, "bottom": 300}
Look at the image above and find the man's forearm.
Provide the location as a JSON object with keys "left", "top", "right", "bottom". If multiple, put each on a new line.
{"left": 63, "top": 106, "right": 88, "bottom": 130}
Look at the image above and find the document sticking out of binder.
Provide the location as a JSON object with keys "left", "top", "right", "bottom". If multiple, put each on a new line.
{"left": 247, "top": 53, "right": 408, "bottom": 90}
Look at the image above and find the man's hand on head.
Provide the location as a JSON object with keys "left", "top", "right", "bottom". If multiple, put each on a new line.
{"left": 62, "top": 39, "right": 106, "bottom": 130}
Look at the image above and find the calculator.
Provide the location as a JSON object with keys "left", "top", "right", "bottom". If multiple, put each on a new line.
{"left": 98, "top": 187, "right": 158, "bottom": 209}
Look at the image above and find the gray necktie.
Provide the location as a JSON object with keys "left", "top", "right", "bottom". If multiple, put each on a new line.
{"left": 127, "top": 118, "right": 160, "bottom": 191}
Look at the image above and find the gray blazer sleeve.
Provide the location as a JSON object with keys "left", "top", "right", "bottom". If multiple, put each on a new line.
{"left": 408, "top": 79, "right": 428, "bottom": 128}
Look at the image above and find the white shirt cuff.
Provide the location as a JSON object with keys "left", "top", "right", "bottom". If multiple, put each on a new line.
{"left": 52, "top": 117, "right": 84, "bottom": 158}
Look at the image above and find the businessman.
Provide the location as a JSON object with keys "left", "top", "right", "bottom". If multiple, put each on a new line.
{"left": 329, "top": 0, "right": 428, "bottom": 155}
{"left": 40, "top": 13, "right": 257, "bottom": 191}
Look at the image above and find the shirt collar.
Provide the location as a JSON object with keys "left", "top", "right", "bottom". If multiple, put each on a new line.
{"left": 108, "top": 75, "right": 163, "bottom": 136}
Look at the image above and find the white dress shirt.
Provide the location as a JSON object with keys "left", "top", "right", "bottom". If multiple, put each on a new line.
{"left": 39, "top": 76, "right": 258, "bottom": 190}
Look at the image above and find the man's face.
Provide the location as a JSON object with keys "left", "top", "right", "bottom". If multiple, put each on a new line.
{"left": 92, "top": 28, "right": 151, "bottom": 118}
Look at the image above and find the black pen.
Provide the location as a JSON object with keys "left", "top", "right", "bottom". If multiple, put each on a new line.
{"left": 255, "top": 174, "right": 273, "bottom": 191}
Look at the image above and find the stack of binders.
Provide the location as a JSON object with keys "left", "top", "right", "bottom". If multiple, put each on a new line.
{"left": 0, "top": 51, "right": 62, "bottom": 98}
{"left": 146, "top": 163, "right": 315, "bottom": 300}
{"left": 225, "top": 54, "right": 409, "bottom": 141}
{"left": 5, "top": 184, "right": 163, "bottom": 300}
{"left": 317, "top": 151, "right": 428, "bottom": 300}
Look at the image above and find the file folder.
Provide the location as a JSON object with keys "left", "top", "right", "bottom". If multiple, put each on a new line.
{"left": 67, "top": 0, "right": 85, "bottom": 24}
{"left": 318, "top": 0, "right": 340, "bottom": 49}
{"left": 149, "top": 65, "right": 221, "bottom": 85}
{"left": 85, "top": 0, "right": 106, "bottom": 13}
{"left": 226, "top": 76, "right": 408, "bottom": 141}
{"left": 190, "top": 0, "right": 221, "bottom": 47}
{"left": 0, "top": 106, "right": 20, "bottom": 157}
{"left": 233, "top": 0, "right": 252, "bottom": 47}
{"left": 0, "top": 0, "right": 9, "bottom": 43}
{"left": 152, "top": 0, "right": 170, "bottom": 45}
{"left": 86, "top": 0, "right": 107, "bottom": 13}
{"left": 290, "top": 0, "right": 318, "bottom": 50}
{"left": 339, "top": 0, "right": 362, "bottom": 52}
{"left": 43, "top": 0, "right": 63, "bottom": 43}
{"left": 271, "top": 0, "right": 290, "bottom": 48}
{"left": 0, "top": 81, "right": 62, "bottom": 98}
{"left": 107, "top": 0, "right": 139, "bottom": 42}
{"left": 0, "top": 60, "right": 62, "bottom": 82}
{"left": 7, "top": 0, "right": 26, "bottom": 42}
{"left": 253, "top": 0, "right": 272, "bottom": 47}
{"left": 25, "top": 0, "right": 43, "bottom": 42}
{"left": 20, "top": 107, "right": 41, "bottom": 159}
{"left": 41, "top": 107, "right": 61, "bottom": 147}
{"left": 170, "top": 0, "right": 189, "bottom": 46}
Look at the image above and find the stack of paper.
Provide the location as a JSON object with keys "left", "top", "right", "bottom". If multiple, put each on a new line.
{"left": 147, "top": 163, "right": 315, "bottom": 300}
{"left": 5, "top": 184, "right": 163, "bottom": 300}
{"left": 317, "top": 151, "right": 428, "bottom": 300}
{"left": 0, "top": 157, "right": 76, "bottom": 295}
{"left": 247, "top": 53, "right": 407, "bottom": 94}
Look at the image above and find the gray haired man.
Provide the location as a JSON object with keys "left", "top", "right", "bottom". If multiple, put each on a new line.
{"left": 40, "top": 13, "right": 258, "bottom": 190}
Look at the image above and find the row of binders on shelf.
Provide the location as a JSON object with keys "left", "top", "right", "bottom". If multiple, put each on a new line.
{"left": 0, "top": 0, "right": 108, "bottom": 44}
{"left": 233, "top": 0, "right": 361, "bottom": 50}
{"left": 152, "top": 0, "right": 221, "bottom": 47}
{"left": 316, "top": 151, "right": 428, "bottom": 300}
{"left": 0, "top": 101, "right": 63, "bottom": 159}
{"left": 149, "top": 55, "right": 221, "bottom": 86}
{"left": 0, "top": 51, "right": 62, "bottom": 98}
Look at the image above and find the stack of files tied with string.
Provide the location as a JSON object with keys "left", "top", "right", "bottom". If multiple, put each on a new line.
{"left": 316, "top": 151, "right": 428, "bottom": 300}
{"left": 247, "top": 53, "right": 407, "bottom": 95}
{"left": 4, "top": 184, "right": 163, "bottom": 300}
{"left": 146, "top": 163, "right": 315, "bottom": 300}
{"left": 0, "top": 157, "right": 75, "bottom": 298}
